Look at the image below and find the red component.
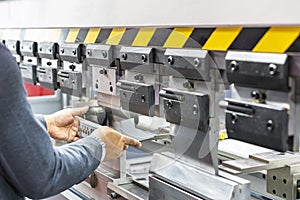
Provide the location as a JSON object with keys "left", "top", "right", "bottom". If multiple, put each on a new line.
{"left": 24, "top": 83, "right": 54, "bottom": 97}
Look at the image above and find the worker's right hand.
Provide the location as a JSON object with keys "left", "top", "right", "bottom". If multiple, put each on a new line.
{"left": 91, "top": 126, "right": 141, "bottom": 162}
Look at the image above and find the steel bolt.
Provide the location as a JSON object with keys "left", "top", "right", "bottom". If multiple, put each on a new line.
{"left": 268, "top": 64, "right": 277, "bottom": 76}
{"left": 121, "top": 53, "right": 127, "bottom": 60}
{"left": 141, "top": 54, "right": 147, "bottom": 62}
{"left": 60, "top": 48, "right": 64, "bottom": 54}
{"left": 87, "top": 50, "right": 92, "bottom": 56}
{"left": 193, "top": 105, "right": 198, "bottom": 115}
{"left": 72, "top": 49, "right": 76, "bottom": 55}
{"left": 48, "top": 48, "right": 52, "bottom": 53}
{"left": 183, "top": 81, "right": 194, "bottom": 89}
{"left": 166, "top": 100, "right": 173, "bottom": 109}
{"left": 231, "top": 113, "right": 238, "bottom": 124}
{"left": 194, "top": 58, "right": 200, "bottom": 67}
{"left": 167, "top": 56, "right": 174, "bottom": 65}
{"left": 267, "top": 120, "right": 274, "bottom": 131}
{"left": 230, "top": 60, "right": 238, "bottom": 71}
{"left": 39, "top": 47, "right": 42, "bottom": 52}
{"left": 102, "top": 51, "right": 107, "bottom": 58}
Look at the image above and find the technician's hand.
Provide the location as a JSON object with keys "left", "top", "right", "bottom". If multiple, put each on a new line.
{"left": 91, "top": 126, "right": 141, "bottom": 162}
{"left": 44, "top": 106, "right": 89, "bottom": 142}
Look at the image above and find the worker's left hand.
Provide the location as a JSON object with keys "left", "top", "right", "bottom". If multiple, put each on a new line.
{"left": 44, "top": 106, "right": 89, "bottom": 142}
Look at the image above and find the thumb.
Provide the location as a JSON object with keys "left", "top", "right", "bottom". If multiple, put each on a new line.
{"left": 71, "top": 106, "right": 89, "bottom": 116}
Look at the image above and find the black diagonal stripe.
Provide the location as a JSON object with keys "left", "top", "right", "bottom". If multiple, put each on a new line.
{"left": 59, "top": 29, "right": 70, "bottom": 42}
{"left": 184, "top": 28, "right": 215, "bottom": 48}
{"left": 286, "top": 36, "right": 300, "bottom": 52}
{"left": 119, "top": 28, "right": 139, "bottom": 46}
{"left": 96, "top": 29, "right": 113, "bottom": 44}
{"left": 148, "top": 28, "right": 173, "bottom": 47}
{"left": 76, "top": 28, "right": 89, "bottom": 43}
{"left": 229, "top": 28, "right": 269, "bottom": 50}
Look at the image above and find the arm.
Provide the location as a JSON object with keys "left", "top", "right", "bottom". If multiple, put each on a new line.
{"left": 0, "top": 44, "right": 102, "bottom": 198}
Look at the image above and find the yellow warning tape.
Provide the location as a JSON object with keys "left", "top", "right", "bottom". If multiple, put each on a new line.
{"left": 203, "top": 27, "right": 242, "bottom": 51}
{"left": 84, "top": 28, "right": 101, "bottom": 44}
{"left": 106, "top": 28, "right": 126, "bottom": 45}
{"left": 65, "top": 28, "right": 80, "bottom": 43}
{"left": 253, "top": 27, "right": 300, "bottom": 53}
{"left": 163, "top": 27, "right": 194, "bottom": 48}
{"left": 132, "top": 28, "right": 156, "bottom": 47}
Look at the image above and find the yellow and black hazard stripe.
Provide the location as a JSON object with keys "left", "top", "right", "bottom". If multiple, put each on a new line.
{"left": 1, "top": 26, "right": 300, "bottom": 53}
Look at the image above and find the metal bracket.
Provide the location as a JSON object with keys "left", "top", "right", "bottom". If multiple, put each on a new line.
{"left": 164, "top": 48, "right": 210, "bottom": 81}
{"left": 160, "top": 88, "right": 209, "bottom": 131}
{"left": 117, "top": 80, "right": 155, "bottom": 116}
{"left": 38, "top": 42, "right": 59, "bottom": 59}
{"left": 5, "top": 40, "right": 21, "bottom": 55}
{"left": 57, "top": 70, "right": 84, "bottom": 97}
{"left": 225, "top": 98, "right": 289, "bottom": 151}
{"left": 119, "top": 46, "right": 153, "bottom": 69}
{"left": 20, "top": 40, "right": 38, "bottom": 57}
{"left": 59, "top": 43, "right": 85, "bottom": 63}
{"left": 225, "top": 51, "right": 289, "bottom": 91}
{"left": 86, "top": 44, "right": 114, "bottom": 66}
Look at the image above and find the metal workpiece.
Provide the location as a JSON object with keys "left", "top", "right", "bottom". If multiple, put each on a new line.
{"left": 220, "top": 151, "right": 300, "bottom": 175}
{"left": 163, "top": 48, "right": 211, "bottom": 81}
{"left": 20, "top": 40, "right": 38, "bottom": 57}
{"left": 119, "top": 46, "right": 154, "bottom": 69}
{"left": 267, "top": 163, "right": 300, "bottom": 200}
{"left": 86, "top": 44, "right": 114, "bottom": 66}
{"left": 38, "top": 42, "right": 59, "bottom": 59}
{"left": 5, "top": 40, "right": 21, "bottom": 55}
{"left": 225, "top": 51, "right": 289, "bottom": 91}
{"left": 149, "top": 153, "right": 250, "bottom": 200}
{"left": 224, "top": 98, "right": 289, "bottom": 151}
{"left": 159, "top": 88, "right": 209, "bottom": 131}
{"left": 57, "top": 70, "right": 85, "bottom": 97}
{"left": 117, "top": 80, "right": 155, "bottom": 116}
{"left": 59, "top": 43, "right": 86, "bottom": 63}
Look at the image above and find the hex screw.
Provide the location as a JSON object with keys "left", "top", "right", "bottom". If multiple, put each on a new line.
{"left": 48, "top": 48, "right": 52, "bottom": 53}
{"left": 193, "top": 105, "right": 198, "bottom": 115}
{"left": 230, "top": 60, "right": 238, "bottom": 71}
{"left": 72, "top": 49, "right": 76, "bottom": 55}
{"left": 39, "top": 47, "right": 43, "bottom": 52}
{"left": 60, "top": 48, "right": 64, "bottom": 54}
{"left": 141, "top": 54, "right": 147, "bottom": 62}
{"left": 183, "top": 81, "right": 194, "bottom": 89}
{"left": 134, "top": 74, "right": 143, "bottom": 82}
{"left": 194, "top": 58, "right": 200, "bottom": 67}
{"left": 269, "top": 64, "right": 277, "bottom": 76}
{"left": 167, "top": 56, "right": 174, "bottom": 65}
{"left": 121, "top": 53, "right": 127, "bottom": 60}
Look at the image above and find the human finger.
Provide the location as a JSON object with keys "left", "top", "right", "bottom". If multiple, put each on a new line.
{"left": 123, "top": 136, "right": 142, "bottom": 148}
{"left": 71, "top": 106, "right": 89, "bottom": 116}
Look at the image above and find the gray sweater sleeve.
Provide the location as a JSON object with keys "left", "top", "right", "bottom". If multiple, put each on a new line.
{"left": 0, "top": 43, "right": 102, "bottom": 198}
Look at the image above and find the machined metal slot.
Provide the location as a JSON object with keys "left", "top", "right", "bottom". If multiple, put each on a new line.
{"left": 37, "top": 68, "right": 46, "bottom": 74}
{"left": 58, "top": 71, "right": 70, "bottom": 79}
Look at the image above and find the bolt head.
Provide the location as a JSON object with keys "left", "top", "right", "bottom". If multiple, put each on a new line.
{"left": 194, "top": 58, "right": 200, "bottom": 67}
{"left": 230, "top": 61, "right": 238, "bottom": 71}
{"left": 167, "top": 56, "right": 174, "bottom": 65}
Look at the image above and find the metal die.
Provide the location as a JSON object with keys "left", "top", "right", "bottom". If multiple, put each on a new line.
{"left": 225, "top": 98, "right": 288, "bottom": 151}
{"left": 117, "top": 80, "right": 155, "bottom": 116}
{"left": 119, "top": 47, "right": 153, "bottom": 69}
{"left": 225, "top": 51, "right": 289, "bottom": 91}
{"left": 92, "top": 67, "right": 117, "bottom": 95}
{"left": 159, "top": 88, "right": 209, "bottom": 131}
{"left": 163, "top": 48, "right": 210, "bottom": 81}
